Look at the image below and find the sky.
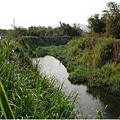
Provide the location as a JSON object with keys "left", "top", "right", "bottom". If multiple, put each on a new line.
{"left": 0, "top": 0, "right": 119, "bottom": 29}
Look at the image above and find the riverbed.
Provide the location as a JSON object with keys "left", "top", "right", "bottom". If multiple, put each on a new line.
{"left": 32, "top": 55, "right": 120, "bottom": 119}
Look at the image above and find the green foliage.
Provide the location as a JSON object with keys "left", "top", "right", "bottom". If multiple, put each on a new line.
{"left": 92, "top": 38, "right": 114, "bottom": 67}
{"left": 59, "top": 22, "right": 82, "bottom": 36}
{"left": 69, "top": 66, "right": 90, "bottom": 84}
{"left": 0, "top": 38, "right": 15, "bottom": 119}
{"left": 0, "top": 39, "right": 76, "bottom": 119}
{"left": 0, "top": 81, "right": 15, "bottom": 119}
{"left": 34, "top": 47, "right": 49, "bottom": 57}
{"left": 14, "top": 27, "right": 28, "bottom": 37}
{"left": 66, "top": 37, "right": 115, "bottom": 67}
{"left": 88, "top": 14, "right": 106, "bottom": 33}
{"left": 96, "top": 107, "right": 103, "bottom": 119}
{"left": 88, "top": 63, "right": 120, "bottom": 96}
{"left": 0, "top": 29, "right": 8, "bottom": 37}
{"left": 5, "top": 22, "right": 83, "bottom": 38}
{"left": 103, "top": 2, "right": 120, "bottom": 38}
{"left": 88, "top": 1, "right": 120, "bottom": 39}
{"left": 20, "top": 36, "right": 72, "bottom": 50}
{"left": 67, "top": 38, "right": 86, "bottom": 56}
{"left": 28, "top": 26, "right": 46, "bottom": 37}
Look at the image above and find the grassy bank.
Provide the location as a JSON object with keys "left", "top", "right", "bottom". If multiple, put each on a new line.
{"left": 0, "top": 39, "right": 76, "bottom": 119}
{"left": 32, "top": 37, "right": 120, "bottom": 97}
{"left": 20, "top": 36, "right": 72, "bottom": 49}
{"left": 66, "top": 37, "right": 120, "bottom": 96}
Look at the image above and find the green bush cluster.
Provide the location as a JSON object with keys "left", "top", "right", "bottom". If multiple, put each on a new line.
{"left": 69, "top": 66, "right": 90, "bottom": 84}
{"left": 66, "top": 37, "right": 115, "bottom": 67}
{"left": 92, "top": 38, "right": 114, "bottom": 67}
{"left": 20, "top": 36, "right": 72, "bottom": 50}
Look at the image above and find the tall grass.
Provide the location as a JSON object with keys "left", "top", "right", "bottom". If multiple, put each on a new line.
{"left": 0, "top": 37, "right": 15, "bottom": 119}
{"left": 0, "top": 81, "right": 15, "bottom": 119}
{"left": 0, "top": 38, "right": 76, "bottom": 119}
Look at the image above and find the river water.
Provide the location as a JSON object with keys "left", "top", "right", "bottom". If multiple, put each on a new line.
{"left": 32, "top": 55, "right": 120, "bottom": 119}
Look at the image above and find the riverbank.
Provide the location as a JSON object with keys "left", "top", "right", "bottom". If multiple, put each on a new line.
{"left": 32, "top": 37, "right": 120, "bottom": 97}
{"left": 0, "top": 39, "right": 76, "bottom": 119}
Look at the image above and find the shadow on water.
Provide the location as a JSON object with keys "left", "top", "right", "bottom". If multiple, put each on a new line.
{"left": 32, "top": 55, "right": 120, "bottom": 119}
{"left": 86, "top": 86, "right": 120, "bottom": 118}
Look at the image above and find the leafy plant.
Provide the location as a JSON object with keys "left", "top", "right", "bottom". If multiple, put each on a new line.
{"left": 0, "top": 81, "right": 15, "bottom": 119}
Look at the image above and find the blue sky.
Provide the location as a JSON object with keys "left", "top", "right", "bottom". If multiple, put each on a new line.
{"left": 0, "top": 0, "right": 119, "bottom": 29}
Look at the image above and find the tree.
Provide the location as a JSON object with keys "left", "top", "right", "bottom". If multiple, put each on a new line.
{"left": 88, "top": 14, "right": 106, "bottom": 33}
{"left": 59, "top": 22, "right": 83, "bottom": 36}
{"left": 14, "top": 27, "right": 28, "bottom": 36}
{"left": 102, "top": 2, "right": 120, "bottom": 38}
{"left": 72, "top": 23, "right": 83, "bottom": 36}
{"left": 59, "top": 22, "right": 72, "bottom": 36}
{"left": 45, "top": 26, "right": 53, "bottom": 36}
{"left": 28, "top": 26, "right": 40, "bottom": 36}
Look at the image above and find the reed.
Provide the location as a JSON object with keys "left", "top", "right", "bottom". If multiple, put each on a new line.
{"left": 0, "top": 81, "right": 15, "bottom": 119}
{"left": 0, "top": 38, "right": 76, "bottom": 119}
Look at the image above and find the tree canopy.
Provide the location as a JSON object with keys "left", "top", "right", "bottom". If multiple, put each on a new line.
{"left": 5, "top": 22, "right": 83, "bottom": 38}
{"left": 88, "top": 14, "right": 106, "bottom": 33}
{"left": 103, "top": 2, "right": 120, "bottom": 38}
{"left": 88, "top": 1, "right": 120, "bottom": 39}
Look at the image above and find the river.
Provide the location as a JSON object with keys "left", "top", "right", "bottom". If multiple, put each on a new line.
{"left": 32, "top": 55, "right": 120, "bottom": 119}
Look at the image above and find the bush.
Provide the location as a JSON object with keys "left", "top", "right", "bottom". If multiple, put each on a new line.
{"left": 92, "top": 38, "right": 114, "bottom": 67}
{"left": 68, "top": 66, "right": 91, "bottom": 84}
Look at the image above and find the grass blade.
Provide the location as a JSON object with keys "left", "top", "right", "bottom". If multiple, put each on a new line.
{"left": 0, "top": 80, "right": 15, "bottom": 119}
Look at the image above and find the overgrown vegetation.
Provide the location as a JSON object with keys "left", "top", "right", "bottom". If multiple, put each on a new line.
{"left": 32, "top": 36, "right": 120, "bottom": 97}
{"left": 88, "top": 1, "right": 120, "bottom": 39}
{"left": 0, "top": 39, "right": 76, "bottom": 119}
{"left": 0, "top": 1, "right": 120, "bottom": 118}
{"left": 20, "top": 36, "right": 72, "bottom": 49}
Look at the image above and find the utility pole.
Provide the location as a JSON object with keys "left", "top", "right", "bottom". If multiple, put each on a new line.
{"left": 11, "top": 19, "right": 15, "bottom": 29}
{"left": 13, "top": 19, "right": 15, "bottom": 29}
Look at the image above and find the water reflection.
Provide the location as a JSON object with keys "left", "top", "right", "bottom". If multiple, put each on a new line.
{"left": 32, "top": 55, "right": 120, "bottom": 119}
{"left": 87, "top": 87, "right": 120, "bottom": 118}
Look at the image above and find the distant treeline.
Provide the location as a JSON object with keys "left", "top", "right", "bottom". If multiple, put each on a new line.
{"left": 1, "top": 1, "right": 120, "bottom": 40}
{"left": 88, "top": 1, "right": 120, "bottom": 39}
{"left": 0, "top": 22, "right": 83, "bottom": 38}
